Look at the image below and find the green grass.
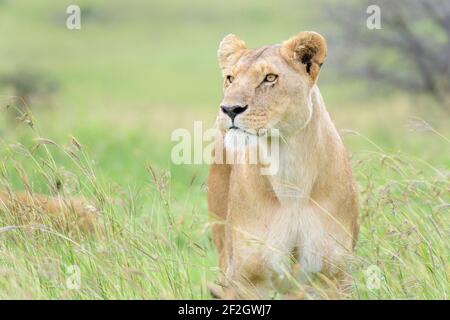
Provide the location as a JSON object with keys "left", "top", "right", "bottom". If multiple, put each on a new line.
{"left": 0, "top": 0, "right": 449, "bottom": 299}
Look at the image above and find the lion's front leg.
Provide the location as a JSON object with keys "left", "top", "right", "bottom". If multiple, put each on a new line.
{"left": 207, "top": 139, "right": 231, "bottom": 279}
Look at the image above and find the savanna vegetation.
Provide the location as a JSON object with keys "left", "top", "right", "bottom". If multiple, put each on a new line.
{"left": 0, "top": 0, "right": 448, "bottom": 299}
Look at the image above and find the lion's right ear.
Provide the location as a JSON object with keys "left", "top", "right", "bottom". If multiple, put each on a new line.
{"left": 218, "top": 34, "right": 247, "bottom": 70}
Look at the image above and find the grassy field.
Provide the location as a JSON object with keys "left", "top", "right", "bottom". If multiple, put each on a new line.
{"left": 0, "top": 1, "right": 449, "bottom": 299}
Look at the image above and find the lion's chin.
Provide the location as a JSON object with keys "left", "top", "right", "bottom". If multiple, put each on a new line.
{"left": 224, "top": 128, "right": 257, "bottom": 152}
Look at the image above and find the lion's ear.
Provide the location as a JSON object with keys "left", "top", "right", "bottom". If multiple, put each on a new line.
{"left": 281, "top": 31, "right": 327, "bottom": 83}
{"left": 218, "top": 34, "right": 247, "bottom": 70}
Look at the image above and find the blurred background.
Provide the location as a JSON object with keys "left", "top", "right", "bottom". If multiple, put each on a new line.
{"left": 0, "top": 0, "right": 448, "bottom": 299}
{"left": 0, "top": 0, "right": 448, "bottom": 188}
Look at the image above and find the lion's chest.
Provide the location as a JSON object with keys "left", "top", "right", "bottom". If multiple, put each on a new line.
{"left": 269, "top": 145, "right": 315, "bottom": 205}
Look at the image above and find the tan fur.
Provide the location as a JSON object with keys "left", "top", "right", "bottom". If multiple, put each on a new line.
{"left": 0, "top": 191, "right": 97, "bottom": 232}
{"left": 208, "top": 32, "right": 359, "bottom": 299}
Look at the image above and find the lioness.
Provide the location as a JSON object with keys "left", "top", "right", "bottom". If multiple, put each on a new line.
{"left": 207, "top": 32, "right": 359, "bottom": 299}
{"left": 0, "top": 191, "right": 97, "bottom": 232}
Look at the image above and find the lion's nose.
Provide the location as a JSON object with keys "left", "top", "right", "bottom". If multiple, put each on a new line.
{"left": 220, "top": 105, "right": 248, "bottom": 120}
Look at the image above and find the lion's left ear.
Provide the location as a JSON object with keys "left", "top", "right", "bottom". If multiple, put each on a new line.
{"left": 281, "top": 31, "right": 327, "bottom": 83}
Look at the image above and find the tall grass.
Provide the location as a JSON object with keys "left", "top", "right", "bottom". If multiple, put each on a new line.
{"left": 0, "top": 102, "right": 448, "bottom": 299}
{"left": 0, "top": 102, "right": 213, "bottom": 299}
{"left": 348, "top": 127, "right": 449, "bottom": 299}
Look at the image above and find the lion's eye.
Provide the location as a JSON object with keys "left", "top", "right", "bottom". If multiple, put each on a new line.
{"left": 264, "top": 74, "right": 278, "bottom": 83}
{"left": 226, "top": 75, "right": 234, "bottom": 84}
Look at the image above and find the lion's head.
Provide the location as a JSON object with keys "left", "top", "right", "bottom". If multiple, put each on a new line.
{"left": 216, "top": 31, "right": 327, "bottom": 138}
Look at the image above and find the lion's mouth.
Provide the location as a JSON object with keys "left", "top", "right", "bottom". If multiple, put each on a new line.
{"left": 229, "top": 126, "right": 256, "bottom": 136}
{"left": 228, "top": 126, "right": 268, "bottom": 137}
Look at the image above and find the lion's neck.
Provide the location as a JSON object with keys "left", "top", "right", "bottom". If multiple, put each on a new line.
{"left": 269, "top": 85, "right": 339, "bottom": 205}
